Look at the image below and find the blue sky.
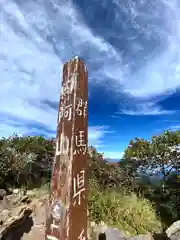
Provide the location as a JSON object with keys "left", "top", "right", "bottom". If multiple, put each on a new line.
{"left": 1, "top": 0, "right": 180, "bottom": 160}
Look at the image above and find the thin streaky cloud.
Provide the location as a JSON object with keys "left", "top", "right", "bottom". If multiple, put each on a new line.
{"left": 1, "top": 0, "right": 180, "bottom": 119}
{"left": 0, "top": 0, "right": 180, "bottom": 158}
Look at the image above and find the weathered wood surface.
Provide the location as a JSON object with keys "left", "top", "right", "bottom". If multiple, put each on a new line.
{"left": 45, "top": 57, "right": 88, "bottom": 240}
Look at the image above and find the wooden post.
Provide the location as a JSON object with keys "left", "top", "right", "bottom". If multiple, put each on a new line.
{"left": 45, "top": 57, "right": 88, "bottom": 240}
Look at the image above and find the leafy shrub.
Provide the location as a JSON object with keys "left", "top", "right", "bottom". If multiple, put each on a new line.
{"left": 88, "top": 180, "right": 162, "bottom": 235}
{"left": 0, "top": 134, "right": 54, "bottom": 189}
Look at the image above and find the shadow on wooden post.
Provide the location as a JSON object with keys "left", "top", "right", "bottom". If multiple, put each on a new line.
{"left": 45, "top": 57, "right": 88, "bottom": 240}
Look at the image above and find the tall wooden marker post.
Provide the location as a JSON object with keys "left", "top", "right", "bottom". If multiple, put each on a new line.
{"left": 45, "top": 57, "right": 88, "bottom": 240}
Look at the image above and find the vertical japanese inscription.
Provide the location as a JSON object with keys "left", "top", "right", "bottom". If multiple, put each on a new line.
{"left": 45, "top": 57, "right": 88, "bottom": 240}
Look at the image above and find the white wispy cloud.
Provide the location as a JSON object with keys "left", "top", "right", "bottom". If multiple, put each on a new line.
{"left": 120, "top": 102, "right": 175, "bottom": 116}
{"left": 0, "top": 117, "right": 109, "bottom": 149}
{"left": 0, "top": 0, "right": 118, "bottom": 133}
{"left": 1, "top": 0, "right": 180, "bottom": 139}
{"left": 103, "top": 0, "right": 180, "bottom": 114}
{"left": 88, "top": 126, "right": 110, "bottom": 148}
{"left": 103, "top": 151, "right": 124, "bottom": 160}
{"left": 168, "top": 125, "right": 180, "bottom": 131}
{"left": 112, "top": 0, "right": 180, "bottom": 99}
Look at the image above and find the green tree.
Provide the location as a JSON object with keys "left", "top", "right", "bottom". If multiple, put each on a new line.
{"left": 121, "top": 130, "right": 180, "bottom": 227}
{"left": 88, "top": 146, "right": 123, "bottom": 189}
{"left": 150, "top": 131, "right": 180, "bottom": 182}
{"left": 0, "top": 134, "right": 54, "bottom": 189}
{"left": 119, "top": 138, "right": 152, "bottom": 191}
{"left": 122, "top": 131, "right": 180, "bottom": 187}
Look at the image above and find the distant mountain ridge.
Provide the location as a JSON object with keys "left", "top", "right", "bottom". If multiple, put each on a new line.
{"left": 105, "top": 158, "right": 120, "bottom": 163}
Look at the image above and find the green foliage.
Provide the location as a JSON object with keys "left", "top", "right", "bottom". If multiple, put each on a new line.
{"left": 88, "top": 148, "right": 163, "bottom": 235}
{"left": 0, "top": 132, "right": 179, "bottom": 234}
{"left": 122, "top": 130, "right": 180, "bottom": 228}
{"left": 88, "top": 179, "right": 162, "bottom": 235}
{"left": 0, "top": 134, "right": 54, "bottom": 189}
{"left": 88, "top": 147, "right": 124, "bottom": 189}
{"left": 123, "top": 131, "right": 180, "bottom": 179}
